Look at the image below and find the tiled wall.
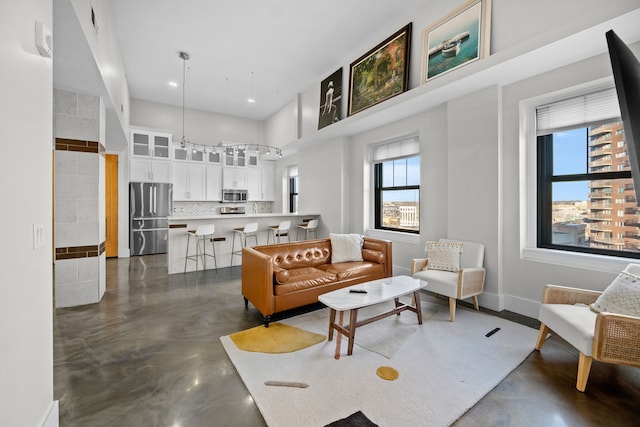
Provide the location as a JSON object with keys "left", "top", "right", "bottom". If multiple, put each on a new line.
{"left": 53, "top": 89, "right": 106, "bottom": 308}
{"left": 172, "top": 200, "right": 273, "bottom": 216}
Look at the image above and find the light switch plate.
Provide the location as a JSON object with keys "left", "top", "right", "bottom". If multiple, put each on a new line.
{"left": 33, "top": 224, "right": 45, "bottom": 249}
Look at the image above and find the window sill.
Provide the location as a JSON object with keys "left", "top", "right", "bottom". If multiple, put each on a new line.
{"left": 365, "top": 229, "right": 420, "bottom": 244}
{"left": 522, "top": 247, "right": 636, "bottom": 274}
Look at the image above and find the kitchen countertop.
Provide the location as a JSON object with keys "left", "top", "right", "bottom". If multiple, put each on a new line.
{"left": 168, "top": 212, "right": 320, "bottom": 221}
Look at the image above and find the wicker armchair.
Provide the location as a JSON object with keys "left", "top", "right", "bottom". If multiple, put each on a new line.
{"left": 535, "top": 264, "right": 640, "bottom": 392}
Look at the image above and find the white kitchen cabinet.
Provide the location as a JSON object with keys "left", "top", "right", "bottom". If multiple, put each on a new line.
{"left": 247, "top": 153, "right": 259, "bottom": 167}
{"left": 222, "top": 167, "right": 247, "bottom": 190}
{"left": 130, "top": 157, "right": 172, "bottom": 183}
{"left": 207, "top": 150, "right": 222, "bottom": 164}
{"left": 131, "top": 130, "right": 171, "bottom": 159}
{"left": 173, "top": 145, "right": 205, "bottom": 162}
{"left": 130, "top": 129, "right": 172, "bottom": 182}
{"left": 173, "top": 162, "right": 206, "bottom": 200}
{"left": 261, "top": 160, "right": 275, "bottom": 201}
{"left": 206, "top": 165, "right": 223, "bottom": 201}
{"left": 223, "top": 146, "right": 249, "bottom": 167}
{"left": 247, "top": 167, "right": 261, "bottom": 201}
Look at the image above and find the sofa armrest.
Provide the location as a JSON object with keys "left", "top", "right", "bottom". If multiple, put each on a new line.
{"left": 594, "top": 312, "right": 640, "bottom": 366}
{"left": 242, "top": 247, "right": 276, "bottom": 317}
{"left": 459, "top": 267, "right": 485, "bottom": 298}
{"left": 363, "top": 237, "right": 393, "bottom": 277}
{"left": 411, "top": 258, "right": 428, "bottom": 275}
{"left": 541, "top": 284, "right": 601, "bottom": 305}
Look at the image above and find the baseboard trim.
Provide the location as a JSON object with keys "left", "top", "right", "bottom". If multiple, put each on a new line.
{"left": 41, "top": 400, "right": 59, "bottom": 427}
{"left": 503, "top": 294, "right": 541, "bottom": 319}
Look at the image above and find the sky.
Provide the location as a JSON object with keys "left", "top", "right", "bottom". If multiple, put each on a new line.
{"left": 553, "top": 128, "right": 589, "bottom": 201}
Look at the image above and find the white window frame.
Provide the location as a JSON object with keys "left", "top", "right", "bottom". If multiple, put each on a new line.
{"left": 365, "top": 133, "right": 421, "bottom": 244}
{"left": 519, "top": 77, "right": 636, "bottom": 274}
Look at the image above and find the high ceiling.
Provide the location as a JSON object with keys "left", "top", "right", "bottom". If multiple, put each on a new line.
{"left": 110, "top": 0, "right": 426, "bottom": 121}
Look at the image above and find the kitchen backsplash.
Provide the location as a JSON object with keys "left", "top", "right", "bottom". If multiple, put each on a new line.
{"left": 172, "top": 201, "right": 273, "bottom": 216}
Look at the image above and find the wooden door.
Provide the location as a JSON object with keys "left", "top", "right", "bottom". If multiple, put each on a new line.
{"left": 105, "top": 154, "right": 118, "bottom": 257}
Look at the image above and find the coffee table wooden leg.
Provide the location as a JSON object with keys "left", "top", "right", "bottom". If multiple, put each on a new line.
{"left": 414, "top": 290, "right": 423, "bottom": 324}
{"left": 347, "top": 308, "right": 359, "bottom": 356}
{"left": 328, "top": 308, "right": 336, "bottom": 341}
{"left": 394, "top": 297, "right": 401, "bottom": 315}
{"left": 334, "top": 310, "right": 344, "bottom": 360}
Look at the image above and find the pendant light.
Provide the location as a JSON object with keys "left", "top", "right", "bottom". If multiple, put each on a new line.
{"left": 179, "top": 51, "right": 190, "bottom": 148}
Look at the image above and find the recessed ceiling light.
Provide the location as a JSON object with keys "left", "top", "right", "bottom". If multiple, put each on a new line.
{"left": 247, "top": 98, "right": 256, "bottom": 103}
{"left": 168, "top": 81, "right": 178, "bottom": 88}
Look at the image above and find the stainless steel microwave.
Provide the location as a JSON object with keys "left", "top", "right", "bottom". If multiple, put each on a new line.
{"left": 222, "top": 189, "right": 247, "bottom": 203}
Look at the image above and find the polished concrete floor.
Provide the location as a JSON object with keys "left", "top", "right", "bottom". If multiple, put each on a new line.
{"left": 54, "top": 255, "right": 640, "bottom": 426}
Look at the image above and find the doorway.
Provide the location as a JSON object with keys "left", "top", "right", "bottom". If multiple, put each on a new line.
{"left": 105, "top": 154, "right": 118, "bottom": 257}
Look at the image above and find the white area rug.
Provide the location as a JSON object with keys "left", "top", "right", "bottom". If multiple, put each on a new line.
{"left": 221, "top": 296, "right": 538, "bottom": 427}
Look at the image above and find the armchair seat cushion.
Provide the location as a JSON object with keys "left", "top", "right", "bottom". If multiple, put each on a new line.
{"left": 274, "top": 267, "right": 337, "bottom": 295}
{"left": 317, "top": 261, "right": 384, "bottom": 281}
{"left": 412, "top": 269, "right": 459, "bottom": 298}
{"left": 538, "top": 303, "right": 597, "bottom": 356}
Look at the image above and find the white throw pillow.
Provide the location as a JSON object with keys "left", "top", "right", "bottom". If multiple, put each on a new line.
{"left": 424, "top": 241, "right": 462, "bottom": 272}
{"left": 591, "top": 271, "right": 640, "bottom": 317}
{"left": 330, "top": 233, "right": 364, "bottom": 263}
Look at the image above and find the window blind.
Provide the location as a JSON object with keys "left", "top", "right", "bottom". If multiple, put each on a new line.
{"left": 371, "top": 135, "right": 419, "bottom": 162}
{"left": 536, "top": 87, "right": 621, "bottom": 135}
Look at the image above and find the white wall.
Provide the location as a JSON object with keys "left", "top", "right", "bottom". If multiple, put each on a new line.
{"left": 447, "top": 85, "right": 501, "bottom": 310}
{"left": 130, "top": 98, "right": 264, "bottom": 147}
{"left": 69, "top": 0, "right": 130, "bottom": 144}
{"left": 0, "top": 1, "right": 57, "bottom": 426}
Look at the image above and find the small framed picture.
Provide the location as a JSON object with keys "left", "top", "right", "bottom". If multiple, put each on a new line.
{"left": 348, "top": 23, "right": 412, "bottom": 116}
{"left": 318, "top": 68, "right": 342, "bottom": 130}
{"left": 420, "top": 0, "right": 491, "bottom": 83}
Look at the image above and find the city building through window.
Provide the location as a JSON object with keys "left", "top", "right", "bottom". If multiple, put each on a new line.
{"left": 536, "top": 88, "right": 640, "bottom": 258}
{"left": 371, "top": 135, "right": 420, "bottom": 233}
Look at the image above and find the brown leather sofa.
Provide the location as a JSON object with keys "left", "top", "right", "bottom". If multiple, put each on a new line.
{"left": 242, "top": 237, "right": 392, "bottom": 325}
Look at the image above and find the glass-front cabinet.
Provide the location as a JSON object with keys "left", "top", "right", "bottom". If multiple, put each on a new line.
{"left": 131, "top": 130, "right": 170, "bottom": 159}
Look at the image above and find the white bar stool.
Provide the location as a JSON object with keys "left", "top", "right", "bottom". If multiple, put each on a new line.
{"left": 184, "top": 224, "right": 217, "bottom": 273}
{"left": 296, "top": 219, "right": 319, "bottom": 240}
{"left": 231, "top": 222, "right": 259, "bottom": 265}
{"left": 267, "top": 220, "right": 291, "bottom": 244}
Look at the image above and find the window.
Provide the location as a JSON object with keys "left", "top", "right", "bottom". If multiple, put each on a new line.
{"left": 537, "top": 89, "right": 640, "bottom": 257}
{"left": 287, "top": 166, "right": 298, "bottom": 213}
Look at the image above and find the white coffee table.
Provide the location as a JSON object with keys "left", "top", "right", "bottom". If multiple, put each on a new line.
{"left": 318, "top": 275, "right": 426, "bottom": 359}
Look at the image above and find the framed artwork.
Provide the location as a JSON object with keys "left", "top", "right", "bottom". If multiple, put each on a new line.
{"left": 420, "top": 0, "right": 491, "bottom": 83}
{"left": 348, "top": 23, "right": 412, "bottom": 116}
{"left": 318, "top": 68, "right": 342, "bottom": 130}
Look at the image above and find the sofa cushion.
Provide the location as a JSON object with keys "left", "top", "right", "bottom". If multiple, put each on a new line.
{"left": 591, "top": 271, "right": 640, "bottom": 316}
{"left": 330, "top": 233, "right": 364, "bottom": 263}
{"left": 538, "top": 303, "right": 597, "bottom": 356}
{"left": 317, "top": 261, "right": 384, "bottom": 281}
{"left": 425, "top": 241, "right": 462, "bottom": 272}
{"left": 274, "top": 267, "right": 337, "bottom": 295}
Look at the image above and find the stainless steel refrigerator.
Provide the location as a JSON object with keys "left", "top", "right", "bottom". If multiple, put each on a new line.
{"left": 129, "top": 182, "right": 172, "bottom": 256}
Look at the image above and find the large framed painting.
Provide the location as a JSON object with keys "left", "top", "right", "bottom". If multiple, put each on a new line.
{"left": 420, "top": 0, "right": 491, "bottom": 83}
{"left": 318, "top": 68, "right": 342, "bottom": 130}
{"left": 348, "top": 23, "right": 412, "bottom": 116}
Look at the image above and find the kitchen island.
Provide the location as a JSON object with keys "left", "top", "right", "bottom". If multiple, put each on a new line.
{"left": 168, "top": 213, "right": 321, "bottom": 274}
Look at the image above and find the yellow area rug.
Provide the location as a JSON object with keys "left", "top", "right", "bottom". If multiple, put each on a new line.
{"left": 229, "top": 322, "right": 325, "bottom": 353}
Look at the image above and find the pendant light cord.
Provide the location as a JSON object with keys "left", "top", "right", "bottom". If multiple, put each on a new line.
{"left": 179, "top": 51, "right": 190, "bottom": 144}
